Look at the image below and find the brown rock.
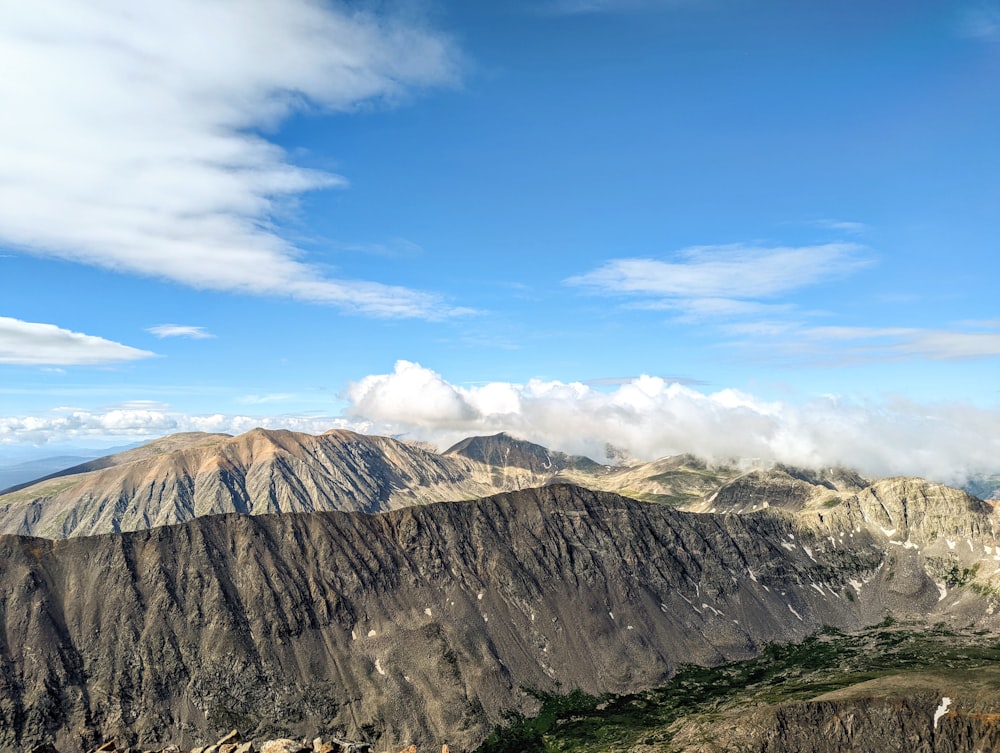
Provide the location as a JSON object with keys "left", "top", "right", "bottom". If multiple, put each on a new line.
{"left": 442, "top": 746, "right": 449, "bottom": 753}
{"left": 217, "top": 730, "right": 241, "bottom": 746}
{"left": 260, "top": 740, "right": 311, "bottom": 753}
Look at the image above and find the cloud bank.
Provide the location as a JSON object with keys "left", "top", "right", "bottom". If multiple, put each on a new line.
{"left": 3, "top": 361, "right": 997, "bottom": 484}
{"left": 0, "top": 317, "right": 155, "bottom": 365}
{"left": 0, "top": 1, "right": 461, "bottom": 318}
{"left": 343, "top": 361, "right": 1000, "bottom": 483}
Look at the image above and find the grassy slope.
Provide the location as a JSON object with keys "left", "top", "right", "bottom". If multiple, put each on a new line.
{"left": 474, "top": 619, "right": 1000, "bottom": 753}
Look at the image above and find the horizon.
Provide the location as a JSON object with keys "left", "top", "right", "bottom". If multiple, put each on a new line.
{"left": 1, "top": 1, "right": 999, "bottom": 482}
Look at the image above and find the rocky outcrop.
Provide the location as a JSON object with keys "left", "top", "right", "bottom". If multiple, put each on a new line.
{"left": 0, "top": 484, "right": 913, "bottom": 752}
{"left": 670, "top": 694, "right": 1000, "bottom": 753}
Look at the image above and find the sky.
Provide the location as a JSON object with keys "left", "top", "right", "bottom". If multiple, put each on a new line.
{"left": 1, "top": 0, "right": 998, "bottom": 482}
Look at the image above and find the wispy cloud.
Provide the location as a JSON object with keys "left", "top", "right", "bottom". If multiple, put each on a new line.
{"left": 0, "top": 2, "right": 463, "bottom": 319}
{"left": 731, "top": 324, "right": 1000, "bottom": 364}
{"left": 147, "top": 324, "right": 215, "bottom": 340}
{"left": 542, "top": 0, "right": 687, "bottom": 15}
{"left": 238, "top": 393, "right": 295, "bottom": 405}
{"left": 567, "top": 243, "right": 869, "bottom": 317}
{"left": 903, "top": 331, "right": 1000, "bottom": 359}
{"left": 0, "top": 316, "right": 155, "bottom": 366}
{"left": 960, "top": 4, "right": 1000, "bottom": 39}
{"left": 811, "top": 219, "right": 868, "bottom": 234}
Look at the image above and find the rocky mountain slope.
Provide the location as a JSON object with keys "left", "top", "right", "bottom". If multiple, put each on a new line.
{"left": 4, "top": 481, "right": 1000, "bottom": 753}
{"left": 0, "top": 430, "right": 574, "bottom": 538}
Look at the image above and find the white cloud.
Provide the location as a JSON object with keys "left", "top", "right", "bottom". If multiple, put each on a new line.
{"left": 543, "top": 0, "right": 686, "bottom": 14}
{"left": 0, "top": 316, "right": 155, "bottom": 365}
{"left": 737, "top": 325, "right": 1000, "bottom": 364}
{"left": 341, "top": 361, "right": 1000, "bottom": 483}
{"left": 567, "top": 244, "right": 869, "bottom": 313}
{"left": 0, "top": 407, "right": 344, "bottom": 447}
{"left": 0, "top": 1, "right": 462, "bottom": 319}
{"left": 812, "top": 219, "right": 868, "bottom": 234}
{"left": 147, "top": 324, "right": 215, "bottom": 339}
{"left": 960, "top": 5, "right": 1000, "bottom": 39}
{"left": 5, "top": 361, "right": 998, "bottom": 484}
{"left": 238, "top": 393, "right": 295, "bottom": 405}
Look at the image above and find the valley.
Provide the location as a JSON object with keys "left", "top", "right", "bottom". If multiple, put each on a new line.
{"left": 1, "top": 430, "right": 999, "bottom": 752}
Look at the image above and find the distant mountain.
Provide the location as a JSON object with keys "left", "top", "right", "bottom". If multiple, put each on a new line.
{"left": 962, "top": 474, "right": 1000, "bottom": 501}
{"left": 444, "top": 431, "right": 601, "bottom": 474}
{"left": 2, "top": 428, "right": 991, "bottom": 543}
{"left": 6, "top": 482, "right": 1000, "bottom": 752}
{"left": 0, "top": 428, "right": 568, "bottom": 538}
{"left": 0, "top": 455, "right": 95, "bottom": 492}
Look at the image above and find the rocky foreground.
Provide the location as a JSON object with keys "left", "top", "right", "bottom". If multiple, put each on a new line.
{"left": 28, "top": 730, "right": 440, "bottom": 753}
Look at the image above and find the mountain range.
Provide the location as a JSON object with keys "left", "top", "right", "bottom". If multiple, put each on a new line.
{"left": 1, "top": 429, "right": 999, "bottom": 751}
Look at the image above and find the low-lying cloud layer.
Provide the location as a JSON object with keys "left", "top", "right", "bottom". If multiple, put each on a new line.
{"left": 0, "top": 1, "right": 461, "bottom": 318}
{"left": 3, "top": 361, "right": 997, "bottom": 485}
{"left": 342, "top": 362, "right": 1000, "bottom": 483}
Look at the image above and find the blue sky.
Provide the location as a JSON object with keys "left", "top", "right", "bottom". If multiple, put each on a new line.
{"left": 1, "top": 0, "right": 998, "bottom": 480}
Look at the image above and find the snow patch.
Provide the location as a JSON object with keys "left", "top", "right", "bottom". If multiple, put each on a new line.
{"left": 880, "top": 527, "right": 897, "bottom": 538}
{"left": 477, "top": 591, "right": 484, "bottom": 601}
{"left": 351, "top": 630, "right": 357, "bottom": 641}
{"left": 933, "top": 697, "right": 952, "bottom": 729}
{"left": 810, "top": 583, "right": 826, "bottom": 596}
{"left": 936, "top": 582, "right": 948, "bottom": 602}
{"left": 788, "top": 604, "right": 803, "bottom": 621}
{"left": 946, "top": 539, "right": 956, "bottom": 550}
{"left": 375, "top": 658, "right": 386, "bottom": 676}
{"left": 747, "top": 569, "right": 758, "bottom": 583}
{"left": 367, "top": 629, "right": 377, "bottom": 638}
{"left": 424, "top": 607, "right": 432, "bottom": 617}
{"left": 609, "top": 611, "right": 615, "bottom": 621}
{"left": 849, "top": 579, "right": 863, "bottom": 593}
{"left": 802, "top": 546, "right": 816, "bottom": 562}
{"left": 780, "top": 541, "right": 796, "bottom": 551}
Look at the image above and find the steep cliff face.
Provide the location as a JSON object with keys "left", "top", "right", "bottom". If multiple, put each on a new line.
{"left": 0, "top": 485, "right": 900, "bottom": 753}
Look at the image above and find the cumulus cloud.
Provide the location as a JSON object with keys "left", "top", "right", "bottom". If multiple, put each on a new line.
{"left": 5, "top": 361, "right": 998, "bottom": 484}
{"left": 342, "top": 361, "right": 1000, "bottom": 484}
{"left": 147, "top": 324, "right": 215, "bottom": 339}
{"left": 0, "top": 1, "right": 462, "bottom": 318}
{"left": 0, "top": 316, "right": 155, "bottom": 365}
{"left": 567, "top": 244, "right": 869, "bottom": 318}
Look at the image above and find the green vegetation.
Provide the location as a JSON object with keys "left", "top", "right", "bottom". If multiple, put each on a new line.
{"left": 474, "top": 620, "right": 1000, "bottom": 753}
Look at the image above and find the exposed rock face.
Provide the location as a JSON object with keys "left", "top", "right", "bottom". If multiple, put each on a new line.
{"left": 0, "top": 430, "right": 563, "bottom": 538}
{"left": 0, "top": 484, "right": 923, "bottom": 753}
{"left": 671, "top": 694, "right": 1000, "bottom": 753}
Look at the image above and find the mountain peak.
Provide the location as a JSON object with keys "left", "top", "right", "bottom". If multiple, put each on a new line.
{"left": 444, "top": 432, "right": 599, "bottom": 474}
